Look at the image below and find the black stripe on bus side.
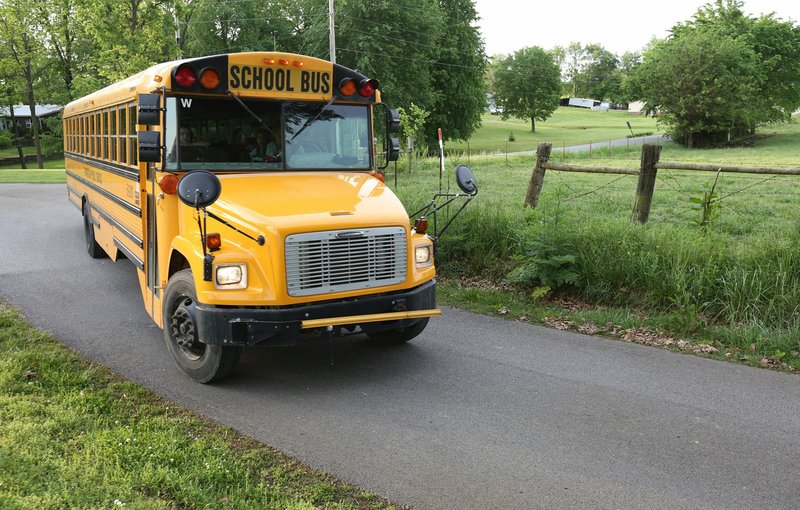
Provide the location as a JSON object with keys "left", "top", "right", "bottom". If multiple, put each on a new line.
{"left": 66, "top": 170, "right": 142, "bottom": 217}
{"left": 90, "top": 201, "right": 143, "bottom": 249}
{"left": 114, "top": 238, "right": 144, "bottom": 270}
{"left": 65, "top": 152, "right": 139, "bottom": 182}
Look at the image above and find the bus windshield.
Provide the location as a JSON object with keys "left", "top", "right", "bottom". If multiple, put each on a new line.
{"left": 165, "top": 97, "right": 372, "bottom": 171}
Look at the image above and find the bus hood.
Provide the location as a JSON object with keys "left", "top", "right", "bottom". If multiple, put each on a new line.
{"left": 207, "top": 172, "right": 410, "bottom": 237}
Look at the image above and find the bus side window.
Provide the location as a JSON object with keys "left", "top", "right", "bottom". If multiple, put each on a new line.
{"left": 128, "top": 104, "right": 137, "bottom": 166}
{"left": 119, "top": 106, "right": 127, "bottom": 164}
{"left": 110, "top": 108, "right": 117, "bottom": 162}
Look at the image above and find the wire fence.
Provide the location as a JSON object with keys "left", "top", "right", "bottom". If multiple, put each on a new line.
{"left": 388, "top": 142, "right": 800, "bottom": 232}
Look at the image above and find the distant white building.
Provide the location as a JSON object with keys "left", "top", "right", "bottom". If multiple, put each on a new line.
{"left": 0, "top": 104, "right": 62, "bottom": 132}
{"left": 628, "top": 101, "right": 645, "bottom": 114}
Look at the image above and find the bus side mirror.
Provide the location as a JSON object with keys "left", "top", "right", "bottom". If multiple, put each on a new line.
{"left": 177, "top": 170, "right": 221, "bottom": 208}
{"left": 387, "top": 109, "right": 400, "bottom": 134}
{"left": 387, "top": 137, "right": 400, "bottom": 162}
{"left": 138, "top": 93, "right": 162, "bottom": 126}
{"left": 138, "top": 131, "right": 162, "bottom": 163}
{"left": 455, "top": 164, "right": 478, "bottom": 194}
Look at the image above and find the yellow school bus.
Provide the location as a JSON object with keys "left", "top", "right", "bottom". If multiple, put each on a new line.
{"left": 63, "top": 52, "right": 465, "bottom": 383}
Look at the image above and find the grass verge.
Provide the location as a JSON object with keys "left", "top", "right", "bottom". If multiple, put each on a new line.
{"left": 0, "top": 168, "right": 65, "bottom": 183}
{"left": 0, "top": 303, "right": 399, "bottom": 510}
{"left": 438, "top": 279, "right": 799, "bottom": 373}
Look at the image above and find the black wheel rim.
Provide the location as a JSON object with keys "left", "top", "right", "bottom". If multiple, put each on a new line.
{"left": 168, "top": 295, "right": 206, "bottom": 361}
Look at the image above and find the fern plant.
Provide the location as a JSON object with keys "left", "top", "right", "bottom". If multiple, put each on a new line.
{"left": 506, "top": 238, "right": 580, "bottom": 289}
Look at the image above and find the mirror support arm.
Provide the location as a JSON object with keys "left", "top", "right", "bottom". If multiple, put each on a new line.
{"left": 205, "top": 210, "right": 265, "bottom": 246}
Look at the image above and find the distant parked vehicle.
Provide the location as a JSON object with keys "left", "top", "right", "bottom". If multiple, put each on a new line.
{"left": 489, "top": 105, "right": 504, "bottom": 115}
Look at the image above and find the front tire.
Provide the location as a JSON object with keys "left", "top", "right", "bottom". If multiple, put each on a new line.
{"left": 366, "top": 318, "right": 429, "bottom": 345}
{"left": 162, "top": 269, "right": 241, "bottom": 383}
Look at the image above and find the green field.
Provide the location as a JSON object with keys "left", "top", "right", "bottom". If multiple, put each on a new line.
{"left": 393, "top": 119, "right": 800, "bottom": 371}
{"left": 446, "top": 107, "right": 661, "bottom": 153}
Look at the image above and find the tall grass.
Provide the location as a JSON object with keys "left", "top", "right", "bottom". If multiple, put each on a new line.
{"left": 394, "top": 122, "right": 800, "bottom": 356}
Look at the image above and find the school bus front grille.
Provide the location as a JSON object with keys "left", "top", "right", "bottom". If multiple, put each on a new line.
{"left": 285, "top": 227, "right": 407, "bottom": 297}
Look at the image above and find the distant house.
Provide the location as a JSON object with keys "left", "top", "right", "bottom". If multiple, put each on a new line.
{"left": 0, "top": 104, "right": 63, "bottom": 133}
{"left": 627, "top": 101, "right": 645, "bottom": 114}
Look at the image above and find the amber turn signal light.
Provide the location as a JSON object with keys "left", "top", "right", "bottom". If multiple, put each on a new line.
{"left": 199, "top": 68, "right": 220, "bottom": 89}
{"left": 206, "top": 232, "right": 221, "bottom": 251}
{"left": 414, "top": 217, "right": 428, "bottom": 235}
{"left": 339, "top": 78, "right": 356, "bottom": 96}
{"left": 158, "top": 174, "right": 179, "bottom": 194}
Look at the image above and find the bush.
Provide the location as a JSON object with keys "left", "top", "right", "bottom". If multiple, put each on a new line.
{"left": 0, "top": 130, "right": 12, "bottom": 149}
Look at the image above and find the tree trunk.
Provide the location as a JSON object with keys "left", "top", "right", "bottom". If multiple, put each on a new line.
{"left": 530, "top": 116, "right": 536, "bottom": 133}
{"left": 9, "top": 105, "right": 27, "bottom": 169}
{"left": 24, "top": 60, "right": 43, "bottom": 169}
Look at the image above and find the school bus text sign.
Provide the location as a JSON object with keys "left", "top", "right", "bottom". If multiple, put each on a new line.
{"left": 228, "top": 65, "right": 331, "bottom": 98}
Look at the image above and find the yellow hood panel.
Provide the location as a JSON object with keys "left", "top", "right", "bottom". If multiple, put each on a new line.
{"left": 208, "top": 172, "right": 409, "bottom": 236}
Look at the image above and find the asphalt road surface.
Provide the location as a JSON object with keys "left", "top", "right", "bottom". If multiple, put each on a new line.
{"left": 2, "top": 183, "right": 798, "bottom": 510}
{"left": 510, "top": 134, "right": 669, "bottom": 156}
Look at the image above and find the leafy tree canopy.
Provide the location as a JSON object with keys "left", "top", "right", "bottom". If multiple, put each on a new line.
{"left": 629, "top": 0, "right": 800, "bottom": 147}
{"left": 491, "top": 46, "right": 561, "bottom": 132}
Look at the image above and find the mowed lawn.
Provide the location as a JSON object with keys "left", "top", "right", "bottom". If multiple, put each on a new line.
{"left": 0, "top": 146, "right": 38, "bottom": 159}
{"left": 446, "top": 107, "right": 661, "bottom": 153}
{"left": 0, "top": 167, "right": 65, "bottom": 183}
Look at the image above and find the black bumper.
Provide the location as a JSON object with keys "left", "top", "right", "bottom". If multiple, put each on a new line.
{"left": 195, "top": 280, "right": 436, "bottom": 346}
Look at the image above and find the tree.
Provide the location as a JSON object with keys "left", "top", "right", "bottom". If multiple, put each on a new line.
{"left": 77, "top": 0, "right": 177, "bottom": 82}
{"left": 631, "top": 29, "right": 760, "bottom": 147}
{"left": 33, "top": 0, "right": 89, "bottom": 102}
{"left": 182, "top": 0, "right": 298, "bottom": 57}
{"left": 581, "top": 44, "right": 620, "bottom": 102}
{"left": 326, "top": 0, "right": 441, "bottom": 118}
{"left": 563, "top": 42, "right": 587, "bottom": 97}
{"left": 0, "top": 0, "right": 47, "bottom": 168}
{"left": 423, "top": 0, "right": 487, "bottom": 144}
{"left": 312, "top": 0, "right": 486, "bottom": 147}
{"left": 492, "top": 46, "right": 561, "bottom": 132}
{"left": 630, "top": 0, "right": 800, "bottom": 147}
{"left": 558, "top": 42, "right": 622, "bottom": 101}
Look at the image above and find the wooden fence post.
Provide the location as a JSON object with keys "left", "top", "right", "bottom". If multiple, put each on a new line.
{"left": 631, "top": 144, "right": 661, "bottom": 223}
{"left": 524, "top": 143, "right": 552, "bottom": 208}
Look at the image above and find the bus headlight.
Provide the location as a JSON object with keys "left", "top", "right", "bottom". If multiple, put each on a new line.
{"left": 214, "top": 263, "right": 247, "bottom": 289}
{"left": 415, "top": 244, "right": 433, "bottom": 268}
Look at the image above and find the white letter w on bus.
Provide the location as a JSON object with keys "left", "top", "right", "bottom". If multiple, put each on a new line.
{"left": 181, "top": 98, "right": 192, "bottom": 108}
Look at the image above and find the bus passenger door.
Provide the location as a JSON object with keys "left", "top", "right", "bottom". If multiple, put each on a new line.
{"left": 137, "top": 92, "right": 165, "bottom": 327}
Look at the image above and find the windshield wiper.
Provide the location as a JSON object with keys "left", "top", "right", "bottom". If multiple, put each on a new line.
{"left": 290, "top": 98, "right": 335, "bottom": 141}
{"left": 226, "top": 90, "right": 279, "bottom": 140}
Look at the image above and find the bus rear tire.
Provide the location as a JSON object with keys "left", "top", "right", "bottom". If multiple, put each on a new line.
{"left": 162, "top": 269, "right": 241, "bottom": 383}
{"left": 366, "top": 318, "right": 429, "bottom": 345}
{"left": 82, "top": 201, "right": 106, "bottom": 259}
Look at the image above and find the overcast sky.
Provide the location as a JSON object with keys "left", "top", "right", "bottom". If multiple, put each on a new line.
{"left": 473, "top": 0, "right": 800, "bottom": 56}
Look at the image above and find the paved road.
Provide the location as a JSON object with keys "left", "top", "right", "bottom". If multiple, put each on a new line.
{"left": 2, "top": 183, "right": 799, "bottom": 510}
{"left": 507, "top": 134, "right": 669, "bottom": 156}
